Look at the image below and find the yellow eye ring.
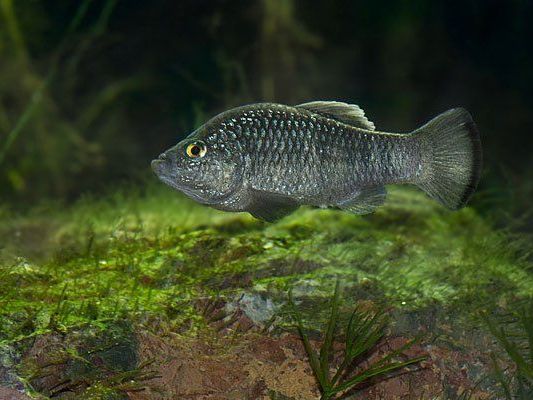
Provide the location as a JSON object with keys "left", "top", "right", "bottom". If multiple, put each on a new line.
{"left": 186, "top": 142, "right": 207, "bottom": 158}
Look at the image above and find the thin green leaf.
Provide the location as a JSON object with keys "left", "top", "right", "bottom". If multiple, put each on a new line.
{"left": 331, "top": 306, "right": 388, "bottom": 386}
{"left": 333, "top": 356, "right": 425, "bottom": 394}
{"left": 345, "top": 308, "right": 386, "bottom": 361}
{"left": 333, "top": 335, "right": 425, "bottom": 393}
{"left": 319, "top": 280, "right": 341, "bottom": 383}
{"left": 491, "top": 353, "right": 513, "bottom": 400}
{"left": 520, "top": 303, "right": 533, "bottom": 365}
{"left": 486, "top": 317, "right": 533, "bottom": 379}
{"left": 371, "top": 336, "right": 423, "bottom": 369}
{"left": 288, "top": 290, "right": 329, "bottom": 391}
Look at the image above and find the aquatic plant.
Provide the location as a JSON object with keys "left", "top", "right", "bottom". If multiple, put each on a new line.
{"left": 484, "top": 299, "right": 533, "bottom": 399}
{"left": 288, "top": 280, "right": 426, "bottom": 399}
{"left": 1, "top": 184, "right": 532, "bottom": 346}
{"left": 0, "top": 0, "right": 148, "bottom": 201}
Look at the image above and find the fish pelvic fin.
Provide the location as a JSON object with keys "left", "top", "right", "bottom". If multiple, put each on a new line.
{"left": 414, "top": 108, "right": 482, "bottom": 210}
{"left": 247, "top": 189, "right": 299, "bottom": 222}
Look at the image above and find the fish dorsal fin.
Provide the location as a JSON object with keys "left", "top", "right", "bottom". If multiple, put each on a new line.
{"left": 295, "top": 101, "right": 375, "bottom": 130}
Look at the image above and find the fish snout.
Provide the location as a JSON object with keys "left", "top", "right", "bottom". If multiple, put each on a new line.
{"left": 151, "top": 152, "right": 172, "bottom": 175}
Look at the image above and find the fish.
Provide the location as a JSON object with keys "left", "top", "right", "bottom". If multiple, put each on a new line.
{"left": 151, "top": 101, "right": 482, "bottom": 222}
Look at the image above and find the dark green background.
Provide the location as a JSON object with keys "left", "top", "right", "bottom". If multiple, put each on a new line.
{"left": 1, "top": 0, "right": 531, "bottom": 217}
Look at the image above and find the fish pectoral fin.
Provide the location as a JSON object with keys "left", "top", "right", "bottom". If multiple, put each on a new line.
{"left": 295, "top": 101, "right": 375, "bottom": 130}
{"left": 337, "top": 186, "right": 386, "bottom": 215}
{"left": 247, "top": 189, "right": 299, "bottom": 222}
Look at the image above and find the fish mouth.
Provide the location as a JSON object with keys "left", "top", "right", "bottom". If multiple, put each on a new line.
{"left": 151, "top": 158, "right": 233, "bottom": 205}
{"left": 151, "top": 158, "right": 201, "bottom": 201}
{"left": 151, "top": 158, "right": 165, "bottom": 175}
{"left": 151, "top": 154, "right": 244, "bottom": 206}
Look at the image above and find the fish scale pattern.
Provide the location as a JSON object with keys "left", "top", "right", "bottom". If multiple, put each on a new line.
{"left": 153, "top": 102, "right": 480, "bottom": 218}
{"left": 219, "top": 104, "right": 419, "bottom": 206}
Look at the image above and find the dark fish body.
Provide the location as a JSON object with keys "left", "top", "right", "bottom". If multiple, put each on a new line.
{"left": 152, "top": 101, "right": 482, "bottom": 222}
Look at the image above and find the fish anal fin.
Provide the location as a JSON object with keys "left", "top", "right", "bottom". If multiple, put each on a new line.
{"left": 296, "top": 101, "right": 375, "bottom": 130}
{"left": 337, "top": 186, "right": 386, "bottom": 215}
{"left": 247, "top": 189, "right": 299, "bottom": 222}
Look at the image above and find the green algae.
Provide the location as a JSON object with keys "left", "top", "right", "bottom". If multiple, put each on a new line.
{"left": 1, "top": 183, "right": 532, "bottom": 398}
{"left": 1, "top": 183, "right": 532, "bottom": 349}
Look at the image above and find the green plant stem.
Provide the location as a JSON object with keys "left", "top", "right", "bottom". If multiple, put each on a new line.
{"left": 0, "top": 0, "right": 29, "bottom": 65}
{"left": 319, "top": 280, "right": 341, "bottom": 383}
{"left": 0, "top": 0, "right": 93, "bottom": 166}
{"left": 290, "top": 290, "right": 329, "bottom": 390}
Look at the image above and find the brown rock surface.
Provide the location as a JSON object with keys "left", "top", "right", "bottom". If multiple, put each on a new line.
{"left": 0, "top": 387, "right": 32, "bottom": 400}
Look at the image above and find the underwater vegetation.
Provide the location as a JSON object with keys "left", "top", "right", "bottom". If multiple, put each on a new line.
{"left": 289, "top": 280, "right": 425, "bottom": 399}
{"left": 483, "top": 300, "right": 533, "bottom": 399}
{"left": 0, "top": 182, "right": 532, "bottom": 398}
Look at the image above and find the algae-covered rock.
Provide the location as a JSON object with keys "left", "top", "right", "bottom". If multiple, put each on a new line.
{"left": 0, "top": 184, "right": 531, "bottom": 398}
{"left": 14, "top": 322, "right": 136, "bottom": 398}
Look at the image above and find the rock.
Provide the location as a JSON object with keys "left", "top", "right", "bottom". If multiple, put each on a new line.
{"left": 226, "top": 292, "right": 279, "bottom": 326}
{"left": 0, "top": 387, "right": 31, "bottom": 400}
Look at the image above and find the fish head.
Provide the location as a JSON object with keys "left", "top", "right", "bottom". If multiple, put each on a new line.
{"left": 151, "top": 126, "right": 243, "bottom": 205}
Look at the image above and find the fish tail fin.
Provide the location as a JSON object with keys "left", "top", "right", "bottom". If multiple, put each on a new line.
{"left": 413, "top": 108, "right": 482, "bottom": 210}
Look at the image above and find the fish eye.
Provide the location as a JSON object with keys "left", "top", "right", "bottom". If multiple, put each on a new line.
{"left": 186, "top": 141, "right": 207, "bottom": 158}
